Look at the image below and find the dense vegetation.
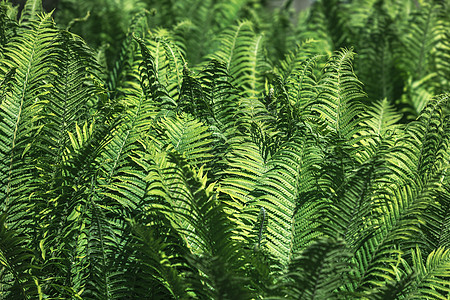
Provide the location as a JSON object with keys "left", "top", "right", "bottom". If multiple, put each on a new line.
{"left": 1, "top": 0, "right": 450, "bottom": 298}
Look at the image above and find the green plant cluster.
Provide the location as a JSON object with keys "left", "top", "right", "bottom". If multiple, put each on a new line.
{"left": 1, "top": 0, "right": 450, "bottom": 298}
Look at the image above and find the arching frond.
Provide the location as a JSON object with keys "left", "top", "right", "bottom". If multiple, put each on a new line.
{"left": 403, "top": 246, "right": 450, "bottom": 299}
{"left": 248, "top": 135, "right": 323, "bottom": 267}
{"left": 18, "top": 0, "right": 43, "bottom": 25}
{"left": 353, "top": 2, "right": 403, "bottom": 102}
{"left": 362, "top": 98, "right": 403, "bottom": 139}
{"left": 107, "top": 9, "right": 149, "bottom": 99}
{"left": 0, "top": 2, "right": 17, "bottom": 47}
{"left": 0, "top": 13, "right": 59, "bottom": 230}
{"left": 134, "top": 35, "right": 177, "bottom": 110}
{"left": 157, "top": 113, "right": 214, "bottom": 169}
{"left": 314, "top": 48, "right": 366, "bottom": 139}
{"left": 145, "top": 29, "right": 185, "bottom": 101}
{"left": 276, "top": 39, "right": 323, "bottom": 115}
{"left": 270, "top": 237, "right": 354, "bottom": 299}
{"left": 395, "top": 2, "right": 448, "bottom": 116}
{"left": 0, "top": 214, "right": 40, "bottom": 299}
{"left": 209, "top": 21, "right": 271, "bottom": 132}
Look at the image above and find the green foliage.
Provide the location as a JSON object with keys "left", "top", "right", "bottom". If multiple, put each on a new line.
{"left": 0, "top": 0, "right": 449, "bottom": 299}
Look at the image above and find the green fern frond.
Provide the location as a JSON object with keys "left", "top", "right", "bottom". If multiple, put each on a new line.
{"left": 354, "top": 176, "right": 443, "bottom": 291}
{"left": 357, "top": 98, "right": 403, "bottom": 164}
{"left": 158, "top": 113, "right": 214, "bottom": 169}
{"left": 248, "top": 135, "right": 323, "bottom": 267}
{"left": 134, "top": 35, "right": 177, "bottom": 110}
{"left": 198, "top": 60, "right": 241, "bottom": 137}
{"left": 127, "top": 217, "right": 191, "bottom": 299}
{"left": 362, "top": 98, "right": 403, "bottom": 139}
{"left": 314, "top": 48, "right": 366, "bottom": 139}
{"left": 270, "top": 237, "right": 354, "bottom": 299}
{"left": 210, "top": 20, "right": 269, "bottom": 119}
{"left": 0, "top": 13, "right": 59, "bottom": 229}
{"left": 166, "top": 154, "right": 256, "bottom": 299}
{"left": 212, "top": 0, "right": 253, "bottom": 32}
{"left": 0, "top": 2, "right": 17, "bottom": 47}
{"left": 398, "top": 2, "right": 446, "bottom": 83}
{"left": 0, "top": 214, "right": 40, "bottom": 299}
{"left": 353, "top": 2, "right": 403, "bottom": 102}
{"left": 434, "top": 4, "right": 450, "bottom": 93}
{"left": 395, "top": 2, "right": 447, "bottom": 116}
{"left": 404, "top": 246, "right": 450, "bottom": 299}
{"left": 18, "top": 0, "right": 43, "bottom": 25}
{"left": 425, "top": 184, "right": 450, "bottom": 249}
{"left": 178, "top": 64, "right": 212, "bottom": 122}
{"left": 388, "top": 94, "right": 450, "bottom": 182}
{"left": 295, "top": 1, "right": 333, "bottom": 53}
{"left": 220, "top": 141, "right": 267, "bottom": 213}
{"left": 145, "top": 30, "right": 185, "bottom": 101}
{"left": 276, "top": 40, "right": 322, "bottom": 110}
{"left": 135, "top": 149, "right": 261, "bottom": 298}
{"left": 107, "top": 9, "right": 149, "bottom": 99}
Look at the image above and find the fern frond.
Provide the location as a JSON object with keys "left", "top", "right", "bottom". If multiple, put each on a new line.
{"left": 134, "top": 35, "right": 177, "bottom": 110}
{"left": 126, "top": 217, "right": 191, "bottom": 299}
{"left": 158, "top": 113, "right": 214, "bottom": 169}
{"left": 0, "top": 2, "right": 17, "bottom": 47}
{"left": 270, "top": 237, "right": 354, "bottom": 299}
{"left": 395, "top": 2, "right": 448, "bottom": 116}
{"left": 0, "top": 13, "right": 59, "bottom": 230}
{"left": 18, "top": 0, "right": 43, "bottom": 25}
{"left": 248, "top": 135, "right": 323, "bottom": 268}
{"left": 167, "top": 154, "right": 256, "bottom": 299}
{"left": 276, "top": 39, "right": 322, "bottom": 110}
{"left": 362, "top": 98, "right": 403, "bottom": 139}
{"left": 353, "top": 2, "right": 403, "bottom": 102}
{"left": 314, "top": 48, "right": 366, "bottom": 139}
{"left": 398, "top": 2, "right": 446, "bottom": 83}
{"left": 389, "top": 94, "right": 450, "bottom": 182}
{"left": 220, "top": 141, "right": 267, "bottom": 215}
{"left": 0, "top": 214, "right": 40, "bottom": 299}
{"left": 210, "top": 21, "right": 270, "bottom": 130}
{"left": 354, "top": 178, "right": 433, "bottom": 290}
{"left": 107, "top": 9, "right": 149, "bottom": 99}
{"left": 404, "top": 246, "right": 450, "bottom": 299}
{"left": 135, "top": 149, "right": 261, "bottom": 298}
{"left": 145, "top": 29, "right": 185, "bottom": 101}
{"left": 295, "top": 1, "right": 333, "bottom": 53}
{"left": 198, "top": 59, "right": 241, "bottom": 137}
{"left": 425, "top": 185, "right": 450, "bottom": 249}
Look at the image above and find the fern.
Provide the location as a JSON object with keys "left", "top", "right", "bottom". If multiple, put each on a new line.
{"left": 245, "top": 135, "right": 323, "bottom": 268}
{"left": 404, "top": 246, "right": 450, "bottom": 299}
{"left": 1, "top": 1, "right": 450, "bottom": 299}
{"left": 270, "top": 237, "right": 354, "bottom": 299}
{"left": 395, "top": 1, "right": 448, "bottom": 116}
{"left": 0, "top": 214, "right": 40, "bottom": 299}
{"left": 313, "top": 48, "right": 366, "bottom": 139}
{"left": 0, "top": 12, "right": 59, "bottom": 231}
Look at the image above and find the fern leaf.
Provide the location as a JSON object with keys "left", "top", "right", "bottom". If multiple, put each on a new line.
{"left": 18, "top": 0, "right": 43, "bottom": 25}
{"left": 271, "top": 237, "right": 354, "bottom": 299}
{"left": 314, "top": 48, "right": 366, "bottom": 139}
{"left": 145, "top": 29, "right": 185, "bottom": 101}
{"left": 0, "top": 214, "right": 40, "bottom": 299}
{"left": 134, "top": 35, "right": 177, "bottom": 109}
{"left": 210, "top": 21, "right": 270, "bottom": 130}
{"left": 0, "top": 13, "right": 58, "bottom": 229}
{"left": 404, "top": 246, "right": 450, "bottom": 299}
{"left": 158, "top": 113, "right": 214, "bottom": 169}
{"left": 362, "top": 98, "right": 403, "bottom": 139}
{"left": 248, "top": 136, "right": 323, "bottom": 268}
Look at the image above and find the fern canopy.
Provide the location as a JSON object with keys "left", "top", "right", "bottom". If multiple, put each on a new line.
{"left": 0, "top": 0, "right": 449, "bottom": 299}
